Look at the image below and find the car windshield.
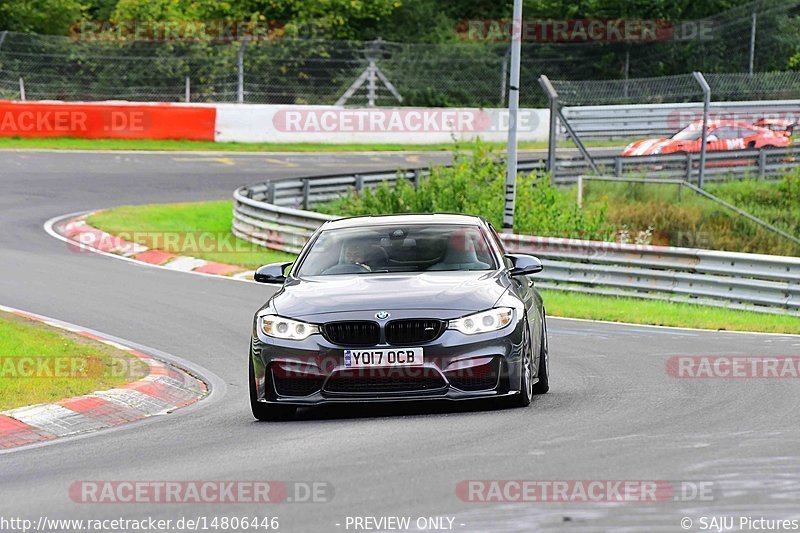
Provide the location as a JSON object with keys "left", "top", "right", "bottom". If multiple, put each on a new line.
{"left": 672, "top": 126, "right": 704, "bottom": 141}
{"left": 295, "top": 224, "right": 497, "bottom": 276}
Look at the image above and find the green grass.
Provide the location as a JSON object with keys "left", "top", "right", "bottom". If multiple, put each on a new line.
{"left": 87, "top": 200, "right": 295, "bottom": 269}
{"left": 0, "top": 136, "right": 623, "bottom": 153}
{"left": 0, "top": 311, "right": 149, "bottom": 411}
{"left": 540, "top": 290, "right": 799, "bottom": 335}
{"left": 582, "top": 174, "right": 800, "bottom": 256}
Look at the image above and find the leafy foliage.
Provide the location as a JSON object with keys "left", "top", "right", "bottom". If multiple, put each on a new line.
{"left": 319, "top": 142, "right": 612, "bottom": 240}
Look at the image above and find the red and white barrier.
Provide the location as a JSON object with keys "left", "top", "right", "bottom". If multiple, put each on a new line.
{"left": 0, "top": 100, "right": 550, "bottom": 143}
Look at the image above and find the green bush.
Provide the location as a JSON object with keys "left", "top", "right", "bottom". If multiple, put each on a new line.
{"left": 319, "top": 142, "right": 612, "bottom": 240}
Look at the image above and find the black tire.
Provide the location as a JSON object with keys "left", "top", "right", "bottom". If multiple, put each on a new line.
{"left": 507, "top": 322, "right": 534, "bottom": 408}
{"left": 532, "top": 316, "right": 549, "bottom": 395}
{"left": 249, "top": 357, "right": 296, "bottom": 421}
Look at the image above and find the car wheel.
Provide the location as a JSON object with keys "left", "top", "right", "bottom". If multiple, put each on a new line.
{"left": 507, "top": 322, "right": 534, "bottom": 408}
{"left": 249, "top": 357, "right": 297, "bottom": 421}
{"left": 532, "top": 316, "right": 549, "bottom": 395}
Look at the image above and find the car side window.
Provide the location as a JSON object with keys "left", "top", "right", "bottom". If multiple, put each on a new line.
{"left": 712, "top": 127, "right": 740, "bottom": 140}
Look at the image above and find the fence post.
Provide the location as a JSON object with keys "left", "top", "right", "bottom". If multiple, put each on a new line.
{"left": 237, "top": 40, "right": 246, "bottom": 103}
{"left": 538, "top": 75, "right": 558, "bottom": 176}
{"left": 185, "top": 76, "right": 190, "bottom": 103}
{"left": 302, "top": 179, "right": 310, "bottom": 210}
{"left": 693, "top": 71, "right": 711, "bottom": 189}
{"left": 749, "top": 7, "right": 757, "bottom": 76}
{"left": 758, "top": 148, "right": 766, "bottom": 179}
{"left": 502, "top": 0, "right": 523, "bottom": 232}
{"left": 19, "top": 78, "right": 25, "bottom": 101}
{"left": 577, "top": 176, "right": 583, "bottom": 208}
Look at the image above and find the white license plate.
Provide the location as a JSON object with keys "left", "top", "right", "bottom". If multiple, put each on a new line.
{"left": 343, "top": 348, "right": 423, "bottom": 368}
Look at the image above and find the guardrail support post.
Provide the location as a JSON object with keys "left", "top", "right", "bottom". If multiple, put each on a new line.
{"left": 354, "top": 174, "right": 363, "bottom": 193}
{"left": 677, "top": 182, "right": 683, "bottom": 201}
{"left": 758, "top": 148, "right": 766, "bottom": 179}
{"left": 577, "top": 176, "right": 583, "bottom": 208}
{"left": 614, "top": 157, "right": 622, "bottom": 177}
{"left": 266, "top": 182, "right": 276, "bottom": 203}
{"left": 413, "top": 169, "right": 421, "bottom": 190}
{"left": 685, "top": 153, "right": 693, "bottom": 182}
{"left": 302, "top": 179, "right": 310, "bottom": 210}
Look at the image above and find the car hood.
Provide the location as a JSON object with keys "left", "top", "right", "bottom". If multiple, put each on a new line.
{"left": 268, "top": 271, "right": 510, "bottom": 319}
{"left": 622, "top": 138, "right": 673, "bottom": 156}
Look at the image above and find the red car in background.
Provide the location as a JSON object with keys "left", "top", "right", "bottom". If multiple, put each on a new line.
{"left": 622, "top": 119, "right": 794, "bottom": 156}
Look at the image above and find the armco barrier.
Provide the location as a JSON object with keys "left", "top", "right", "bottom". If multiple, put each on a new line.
{"left": 233, "top": 171, "right": 800, "bottom": 316}
{"left": 563, "top": 99, "right": 800, "bottom": 140}
{"left": 0, "top": 101, "right": 216, "bottom": 140}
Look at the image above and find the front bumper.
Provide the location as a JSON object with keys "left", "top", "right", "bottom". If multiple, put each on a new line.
{"left": 250, "top": 317, "right": 526, "bottom": 406}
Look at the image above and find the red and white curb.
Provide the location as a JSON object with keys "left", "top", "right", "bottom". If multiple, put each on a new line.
{"left": 0, "top": 304, "right": 208, "bottom": 449}
{"left": 54, "top": 213, "right": 255, "bottom": 281}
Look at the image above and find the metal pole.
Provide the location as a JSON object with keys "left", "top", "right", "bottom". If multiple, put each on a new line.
{"left": 237, "top": 40, "right": 246, "bottom": 103}
{"left": 502, "top": 0, "right": 523, "bottom": 231}
{"left": 367, "top": 59, "right": 377, "bottom": 107}
{"left": 538, "top": 75, "right": 558, "bottom": 175}
{"left": 623, "top": 47, "right": 630, "bottom": 99}
{"left": 0, "top": 31, "right": 8, "bottom": 51}
{"left": 19, "top": 77, "right": 25, "bottom": 101}
{"left": 577, "top": 176, "right": 583, "bottom": 208}
{"left": 185, "top": 76, "right": 190, "bottom": 103}
{"left": 499, "top": 45, "right": 510, "bottom": 106}
{"left": 693, "top": 71, "right": 710, "bottom": 189}
{"left": 748, "top": 8, "right": 757, "bottom": 76}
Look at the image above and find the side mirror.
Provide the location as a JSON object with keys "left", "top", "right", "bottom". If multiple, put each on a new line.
{"left": 254, "top": 262, "right": 292, "bottom": 284}
{"left": 506, "top": 254, "right": 543, "bottom": 276}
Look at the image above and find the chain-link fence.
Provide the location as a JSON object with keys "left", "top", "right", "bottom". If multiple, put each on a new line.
{"left": 1, "top": 0, "right": 798, "bottom": 106}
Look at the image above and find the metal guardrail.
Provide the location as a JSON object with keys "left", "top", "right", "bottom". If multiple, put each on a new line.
{"left": 562, "top": 100, "right": 800, "bottom": 140}
{"left": 233, "top": 170, "right": 800, "bottom": 316}
{"left": 554, "top": 145, "right": 798, "bottom": 182}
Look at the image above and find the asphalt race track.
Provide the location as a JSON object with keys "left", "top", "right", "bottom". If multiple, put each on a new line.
{"left": 2, "top": 150, "right": 800, "bottom": 532}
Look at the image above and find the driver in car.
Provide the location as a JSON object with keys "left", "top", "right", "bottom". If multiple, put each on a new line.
{"left": 344, "top": 244, "right": 372, "bottom": 271}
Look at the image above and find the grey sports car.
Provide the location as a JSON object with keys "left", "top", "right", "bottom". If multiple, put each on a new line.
{"left": 248, "top": 214, "right": 549, "bottom": 420}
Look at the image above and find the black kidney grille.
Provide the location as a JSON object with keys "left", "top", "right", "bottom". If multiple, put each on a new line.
{"left": 323, "top": 321, "right": 380, "bottom": 346}
{"left": 385, "top": 319, "right": 446, "bottom": 345}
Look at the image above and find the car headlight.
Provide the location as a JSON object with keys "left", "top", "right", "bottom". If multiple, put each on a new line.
{"left": 449, "top": 308, "right": 513, "bottom": 335}
{"left": 259, "top": 315, "right": 319, "bottom": 340}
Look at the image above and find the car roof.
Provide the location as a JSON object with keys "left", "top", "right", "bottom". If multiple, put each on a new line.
{"left": 321, "top": 213, "right": 486, "bottom": 230}
{"left": 686, "top": 119, "right": 761, "bottom": 129}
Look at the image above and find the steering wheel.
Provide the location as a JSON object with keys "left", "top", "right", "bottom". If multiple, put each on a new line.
{"left": 321, "top": 263, "right": 371, "bottom": 275}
